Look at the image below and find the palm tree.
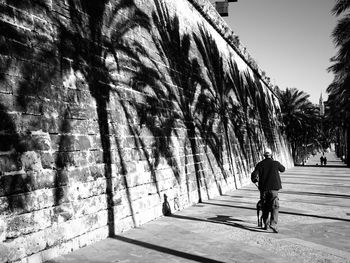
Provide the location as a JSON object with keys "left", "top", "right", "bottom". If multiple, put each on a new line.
{"left": 277, "top": 88, "right": 320, "bottom": 163}
{"left": 328, "top": 0, "right": 350, "bottom": 165}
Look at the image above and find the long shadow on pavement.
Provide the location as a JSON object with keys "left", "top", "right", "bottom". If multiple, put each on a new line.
{"left": 202, "top": 202, "right": 350, "bottom": 223}
{"left": 113, "top": 235, "right": 225, "bottom": 263}
{"left": 169, "top": 214, "right": 264, "bottom": 233}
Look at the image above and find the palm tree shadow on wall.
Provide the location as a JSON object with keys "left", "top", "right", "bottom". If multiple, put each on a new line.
{"left": 252, "top": 74, "right": 276, "bottom": 150}
{"left": 193, "top": 26, "right": 240, "bottom": 189}
{"left": 56, "top": 0, "right": 151, "bottom": 235}
{"left": 130, "top": 0, "right": 211, "bottom": 202}
{"left": 0, "top": 16, "right": 63, "bottom": 213}
{"left": 226, "top": 60, "right": 251, "bottom": 175}
{"left": 13, "top": 44, "right": 70, "bottom": 210}
{"left": 243, "top": 70, "right": 264, "bottom": 167}
{"left": 0, "top": 0, "right": 151, "bottom": 237}
{"left": 0, "top": 104, "right": 26, "bottom": 212}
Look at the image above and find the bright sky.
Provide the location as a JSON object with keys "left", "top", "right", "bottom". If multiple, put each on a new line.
{"left": 210, "top": 0, "right": 338, "bottom": 103}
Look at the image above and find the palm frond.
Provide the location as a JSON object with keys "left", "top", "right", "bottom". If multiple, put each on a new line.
{"left": 332, "top": 0, "right": 350, "bottom": 16}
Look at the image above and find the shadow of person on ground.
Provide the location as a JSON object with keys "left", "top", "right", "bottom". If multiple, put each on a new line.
{"left": 170, "top": 213, "right": 264, "bottom": 233}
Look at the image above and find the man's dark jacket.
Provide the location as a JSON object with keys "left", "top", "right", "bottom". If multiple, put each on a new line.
{"left": 251, "top": 157, "right": 285, "bottom": 191}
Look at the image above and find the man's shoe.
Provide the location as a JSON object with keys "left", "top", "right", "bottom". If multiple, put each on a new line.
{"left": 263, "top": 225, "right": 268, "bottom": 230}
{"left": 269, "top": 225, "right": 278, "bottom": 233}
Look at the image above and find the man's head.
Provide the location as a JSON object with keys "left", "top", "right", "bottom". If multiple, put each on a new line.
{"left": 263, "top": 148, "right": 272, "bottom": 158}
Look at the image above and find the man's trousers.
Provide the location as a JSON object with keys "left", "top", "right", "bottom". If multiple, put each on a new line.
{"left": 261, "top": 190, "right": 279, "bottom": 227}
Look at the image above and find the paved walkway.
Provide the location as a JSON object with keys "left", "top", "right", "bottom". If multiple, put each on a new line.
{"left": 49, "top": 152, "right": 350, "bottom": 263}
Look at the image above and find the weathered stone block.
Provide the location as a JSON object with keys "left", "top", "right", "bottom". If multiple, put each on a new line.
{"left": 72, "top": 151, "right": 89, "bottom": 167}
{"left": 15, "top": 134, "right": 49, "bottom": 152}
{"left": 53, "top": 151, "right": 76, "bottom": 168}
{"left": 32, "top": 133, "right": 51, "bottom": 151}
{"left": 71, "top": 195, "right": 107, "bottom": 218}
{"left": 78, "top": 135, "right": 91, "bottom": 150}
{"left": 49, "top": 210, "right": 108, "bottom": 243}
{"left": 65, "top": 104, "right": 96, "bottom": 120}
{"left": 2, "top": 188, "right": 55, "bottom": 215}
{"left": 0, "top": 93, "right": 14, "bottom": 109}
{"left": 6, "top": 208, "right": 52, "bottom": 238}
{"left": 89, "top": 164, "right": 105, "bottom": 180}
{"left": 0, "top": 154, "right": 21, "bottom": 172}
{"left": 124, "top": 170, "right": 152, "bottom": 188}
{"left": 50, "top": 134, "right": 75, "bottom": 151}
{"left": 89, "top": 135, "right": 102, "bottom": 150}
{"left": 77, "top": 225, "right": 109, "bottom": 248}
{"left": 124, "top": 161, "right": 137, "bottom": 174}
{"left": 70, "top": 119, "right": 99, "bottom": 135}
{"left": 52, "top": 203, "right": 74, "bottom": 223}
{"left": 40, "top": 152, "right": 54, "bottom": 169}
{"left": 0, "top": 215, "right": 6, "bottom": 241}
{"left": 0, "top": 171, "right": 34, "bottom": 196}
{"left": 0, "top": 235, "right": 27, "bottom": 262}
{"left": 0, "top": 243, "right": 12, "bottom": 263}
{"left": 66, "top": 178, "right": 106, "bottom": 202}
{"left": 19, "top": 114, "right": 42, "bottom": 133}
{"left": 20, "top": 151, "right": 42, "bottom": 171}
{"left": 65, "top": 167, "right": 88, "bottom": 183}
{"left": 114, "top": 215, "right": 135, "bottom": 233}
{"left": 41, "top": 116, "right": 60, "bottom": 134}
{"left": 90, "top": 149, "right": 103, "bottom": 164}
{"left": 41, "top": 229, "right": 104, "bottom": 263}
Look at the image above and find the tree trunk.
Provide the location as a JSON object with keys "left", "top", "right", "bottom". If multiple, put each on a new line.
{"left": 96, "top": 99, "right": 115, "bottom": 237}
{"left": 188, "top": 122, "right": 203, "bottom": 203}
{"left": 291, "top": 142, "right": 297, "bottom": 164}
{"left": 346, "top": 127, "right": 350, "bottom": 167}
{"left": 336, "top": 127, "right": 341, "bottom": 157}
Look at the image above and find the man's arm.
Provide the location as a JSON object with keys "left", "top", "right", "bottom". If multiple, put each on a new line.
{"left": 278, "top": 162, "right": 285, "bottom": 172}
{"left": 251, "top": 163, "right": 260, "bottom": 183}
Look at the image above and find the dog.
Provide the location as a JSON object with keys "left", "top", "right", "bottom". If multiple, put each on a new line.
{"left": 253, "top": 182, "right": 264, "bottom": 227}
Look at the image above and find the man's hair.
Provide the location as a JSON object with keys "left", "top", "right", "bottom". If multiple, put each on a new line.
{"left": 263, "top": 148, "right": 272, "bottom": 157}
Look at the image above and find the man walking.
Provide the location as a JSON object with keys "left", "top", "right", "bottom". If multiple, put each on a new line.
{"left": 251, "top": 148, "right": 285, "bottom": 233}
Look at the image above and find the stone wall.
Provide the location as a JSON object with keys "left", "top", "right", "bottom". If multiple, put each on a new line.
{"left": 0, "top": 0, "right": 293, "bottom": 261}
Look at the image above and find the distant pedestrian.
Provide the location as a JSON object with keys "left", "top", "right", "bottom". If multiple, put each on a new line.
{"left": 320, "top": 156, "right": 324, "bottom": 166}
{"left": 251, "top": 148, "right": 285, "bottom": 233}
{"left": 324, "top": 157, "right": 327, "bottom": 166}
